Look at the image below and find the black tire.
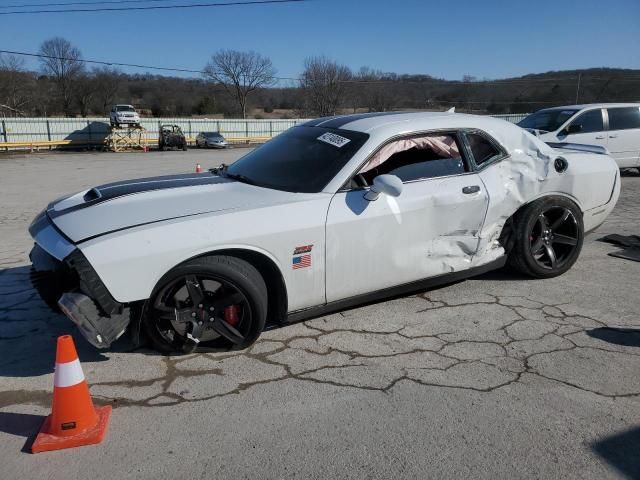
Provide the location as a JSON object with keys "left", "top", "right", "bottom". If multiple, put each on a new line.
{"left": 508, "top": 196, "right": 584, "bottom": 279}
{"left": 143, "top": 255, "right": 268, "bottom": 354}
{"left": 182, "top": 144, "right": 188, "bottom": 151}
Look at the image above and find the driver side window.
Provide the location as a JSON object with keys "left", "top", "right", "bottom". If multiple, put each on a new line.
{"left": 358, "top": 133, "right": 467, "bottom": 185}
{"left": 567, "top": 109, "right": 604, "bottom": 134}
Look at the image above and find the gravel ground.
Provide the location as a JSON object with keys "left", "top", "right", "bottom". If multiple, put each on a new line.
{"left": 0, "top": 151, "right": 639, "bottom": 479}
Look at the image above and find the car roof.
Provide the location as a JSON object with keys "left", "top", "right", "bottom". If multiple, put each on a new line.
{"left": 301, "top": 111, "right": 513, "bottom": 135}
{"left": 537, "top": 102, "right": 640, "bottom": 112}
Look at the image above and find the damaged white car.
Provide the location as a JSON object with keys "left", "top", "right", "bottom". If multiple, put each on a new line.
{"left": 29, "top": 112, "right": 620, "bottom": 353}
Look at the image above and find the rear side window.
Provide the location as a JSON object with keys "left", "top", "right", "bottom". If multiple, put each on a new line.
{"left": 608, "top": 107, "right": 640, "bottom": 131}
{"left": 569, "top": 109, "right": 604, "bottom": 133}
{"left": 465, "top": 133, "right": 503, "bottom": 167}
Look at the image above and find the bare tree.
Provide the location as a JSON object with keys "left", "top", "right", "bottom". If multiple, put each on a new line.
{"left": 38, "top": 37, "right": 84, "bottom": 116}
{"left": 355, "top": 66, "right": 395, "bottom": 112}
{"left": 0, "top": 54, "right": 32, "bottom": 116}
{"left": 93, "top": 67, "right": 121, "bottom": 115}
{"left": 203, "top": 50, "right": 275, "bottom": 119}
{"left": 300, "top": 56, "right": 352, "bottom": 117}
{"left": 75, "top": 74, "right": 99, "bottom": 117}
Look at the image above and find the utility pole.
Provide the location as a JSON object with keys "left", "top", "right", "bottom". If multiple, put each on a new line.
{"left": 575, "top": 73, "right": 582, "bottom": 104}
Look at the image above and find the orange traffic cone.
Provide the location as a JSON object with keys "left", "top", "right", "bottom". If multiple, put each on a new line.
{"left": 195, "top": 163, "right": 202, "bottom": 173}
{"left": 31, "top": 335, "right": 111, "bottom": 453}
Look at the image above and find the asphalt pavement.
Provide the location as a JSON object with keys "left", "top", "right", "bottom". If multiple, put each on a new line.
{"left": 1, "top": 149, "right": 639, "bottom": 479}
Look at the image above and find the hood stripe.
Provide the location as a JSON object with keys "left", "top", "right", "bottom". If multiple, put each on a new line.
{"left": 49, "top": 173, "right": 231, "bottom": 219}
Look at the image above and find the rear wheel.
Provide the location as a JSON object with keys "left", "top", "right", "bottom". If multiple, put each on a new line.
{"left": 509, "top": 196, "right": 584, "bottom": 279}
{"left": 143, "top": 255, "right": 267, "bottom": 353}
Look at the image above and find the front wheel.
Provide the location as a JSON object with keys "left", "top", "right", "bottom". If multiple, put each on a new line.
{"left": 508, "top": 196, "right": 584, "bottom": 279}
{"left": 143, "top": 255, "right": 268, "bottom": 353}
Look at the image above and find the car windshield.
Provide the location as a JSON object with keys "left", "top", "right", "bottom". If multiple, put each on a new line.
{"left": 204, "top": 132, "right": 221, "bottom": 137}
{"left": 116, "top": 105, "right": 135, "bottom": 112}
{"left": 225, "top": 126, "right": 369, "bottom": 193}
{"left": 518, "top": 109, "right": 579, "bottom": 132}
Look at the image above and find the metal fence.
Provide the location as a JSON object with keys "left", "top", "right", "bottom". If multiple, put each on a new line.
{"left": 0, "top": 114, "right": 527, "bottom": 147}
{"left": 0, "top": 118, "right": 307, "bottom": 144}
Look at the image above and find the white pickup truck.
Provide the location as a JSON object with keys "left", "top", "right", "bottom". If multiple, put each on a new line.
{"left": 109, "top": 104, "right": 141, "bottom": 128}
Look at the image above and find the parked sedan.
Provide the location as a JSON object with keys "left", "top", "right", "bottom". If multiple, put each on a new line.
{"left": 29, "top": 112, "right": 619, "bottom": 353}
{"left": 196, "top": 131, "right": 228, "bottom": 149}
{"left": 518, "top": 103, "right": 640, "bottom": 170}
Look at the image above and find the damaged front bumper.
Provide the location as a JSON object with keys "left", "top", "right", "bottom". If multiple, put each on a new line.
{"left": 58, "top": 292, "right": 130, "bottom": 349}
{"left": 29, "top": 212, "right": 131, "bottom": 349}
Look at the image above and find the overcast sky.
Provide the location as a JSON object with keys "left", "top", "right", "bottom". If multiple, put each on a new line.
{"left": 1, "top": 0, "right": 639, "bottom": 81}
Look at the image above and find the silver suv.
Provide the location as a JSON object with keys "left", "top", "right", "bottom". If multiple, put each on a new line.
{"left": 109, "top": 104, "right": 141, "bottom": 128}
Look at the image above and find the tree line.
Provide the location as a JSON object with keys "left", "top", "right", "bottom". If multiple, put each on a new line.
{"left": 1, "top": 37, "right": 639, "bottom": 119}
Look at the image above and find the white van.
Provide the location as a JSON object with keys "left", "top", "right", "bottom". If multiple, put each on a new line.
{"left": 518, "top": 103, "right": 640, "bottom": 169}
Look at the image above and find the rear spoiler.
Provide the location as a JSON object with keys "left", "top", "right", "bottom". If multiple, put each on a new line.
{"left": 545, "top": 142, "right": 609, "bottom": 155}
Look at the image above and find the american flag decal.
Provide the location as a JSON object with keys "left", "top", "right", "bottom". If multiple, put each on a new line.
{"left": 292, "top": 254, "right": 311, "bottom": 269}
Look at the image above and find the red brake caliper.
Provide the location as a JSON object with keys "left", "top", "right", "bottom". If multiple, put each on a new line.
{"left": 224, "top": 305, "right": 240, "bottom": 327}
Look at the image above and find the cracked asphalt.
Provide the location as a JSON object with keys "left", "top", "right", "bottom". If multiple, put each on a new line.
{"left": 1, "top": 150, "right": 639, "bottom": 479}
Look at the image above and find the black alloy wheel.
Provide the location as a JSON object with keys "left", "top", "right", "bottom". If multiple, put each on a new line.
{"left": 144, "top": 256, "right": 267, "bottom": 353}
{"left": 509, "top": 196, "right": 584, "bottom": 278}
{"left": 529, "top": 206, "right": 579, "bottom": 270}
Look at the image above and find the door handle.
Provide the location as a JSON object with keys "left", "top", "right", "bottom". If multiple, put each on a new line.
{"left": 462, "top": 185, "right": 481, "bottom": 194}
{"left": 609, "top": 135, "right": 618, "bottom": 139}
{"left": 595, "top": 135, "right": 605, "bottom": 139}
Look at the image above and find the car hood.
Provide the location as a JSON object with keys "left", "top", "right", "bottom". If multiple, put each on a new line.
{"left": 47, "top": 173, "right": 309, "bottom": 243}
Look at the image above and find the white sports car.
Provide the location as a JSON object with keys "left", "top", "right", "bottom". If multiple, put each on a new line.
{"left": 29, "top": 112, "right": 620, "bottom": 353}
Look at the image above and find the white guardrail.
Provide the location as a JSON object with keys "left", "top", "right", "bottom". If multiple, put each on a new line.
{"left": 0, "top": 114, "right": 528, "bottom": 150}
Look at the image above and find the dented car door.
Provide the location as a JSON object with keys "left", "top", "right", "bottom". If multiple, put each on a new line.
{"left": 324, "top": 172, "right": 489, "bottom": 303}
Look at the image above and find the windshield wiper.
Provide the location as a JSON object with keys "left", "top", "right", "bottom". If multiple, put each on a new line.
{"left": 224, "top": 172, "right": 257, "bottom": 186}
{"left": 211, "top": 163, "right": 257, "bottom": 186}
{"left": 210, "top": 163, "right": 227, "bottom": 175}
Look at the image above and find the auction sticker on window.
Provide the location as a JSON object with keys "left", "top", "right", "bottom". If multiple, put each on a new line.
{"left": 317, "top": 132, "right": 351, "bottom": 148}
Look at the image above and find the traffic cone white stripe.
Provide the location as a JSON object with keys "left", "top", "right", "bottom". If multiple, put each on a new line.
{"left": 54, "top": 359, "right": 85, "bottom": 388}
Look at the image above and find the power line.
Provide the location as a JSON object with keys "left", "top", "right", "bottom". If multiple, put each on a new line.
{"left": 0, "top": 48, "right": 298, "bottom": 81}
{"left": 0, "top": 0, "right": 309, "bottom": 15}
{"left": 0, "top": 0, "right": 175, "bottom": 9}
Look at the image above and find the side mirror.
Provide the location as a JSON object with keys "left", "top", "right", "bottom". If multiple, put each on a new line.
{"left": 364, "top": 174, "right": 403, "bottom": 201}
{"left": 564, "top": 124, "right": 582, "bottom": 135}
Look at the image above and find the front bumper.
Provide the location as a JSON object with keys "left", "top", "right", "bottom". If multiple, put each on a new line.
{"left": 29, "top": 213, "right": 130, "bottom": 348}
{"left": 58, "top": 292, "right": 129, "bottom": 349}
